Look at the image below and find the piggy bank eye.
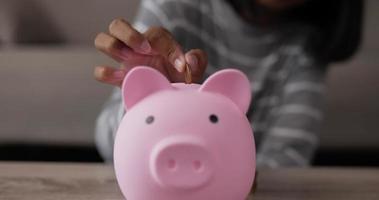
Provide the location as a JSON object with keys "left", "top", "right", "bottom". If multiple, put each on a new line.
{"left": 209, "top": 114, "right": 218, "bottom": 124}
{"left": 145, "top": 115, "right": 155, "bottom": 124}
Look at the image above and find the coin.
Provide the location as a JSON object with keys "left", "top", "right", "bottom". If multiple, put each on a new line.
{"left": 184, "top": 63, "right": 192, "bottom": 84}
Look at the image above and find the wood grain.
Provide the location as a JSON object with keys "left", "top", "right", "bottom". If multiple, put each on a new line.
{"left": 0, "top": 162, "right": 122, "bottom": 200}
{"left": 0, "top": 162, "right": 378, "bottom": 200}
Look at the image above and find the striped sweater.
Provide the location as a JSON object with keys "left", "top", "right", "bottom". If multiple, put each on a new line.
{"left": 95, "top": 0, "right": 326, "bottom": 168}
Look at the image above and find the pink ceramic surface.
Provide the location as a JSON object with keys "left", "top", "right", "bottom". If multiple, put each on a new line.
{"left": 114, "top": 66, "right": 256, "bottom": 200}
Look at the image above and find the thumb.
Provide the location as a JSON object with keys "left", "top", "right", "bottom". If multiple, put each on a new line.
{"left": 184, "top": 49, "right": 208, "bottom": 83}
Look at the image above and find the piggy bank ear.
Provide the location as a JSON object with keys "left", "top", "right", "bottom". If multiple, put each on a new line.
{"left": 199, "top": 69, "right": 251, "bottom": 113}
{"left": 122, "top": 66, "right": 172, "bottom": 110}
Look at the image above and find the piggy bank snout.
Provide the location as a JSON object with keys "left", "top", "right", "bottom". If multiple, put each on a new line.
{"left": 150, "top": 137, "right": 213, "bottom": 190}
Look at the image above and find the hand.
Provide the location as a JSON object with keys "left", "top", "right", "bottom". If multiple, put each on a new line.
{"left": 94, "top": 18, "right": 208, "bottom": 86}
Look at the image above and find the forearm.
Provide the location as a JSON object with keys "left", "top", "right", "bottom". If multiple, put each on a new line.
{"left": 95, "top": 88, "right": 124, "bottom": 162}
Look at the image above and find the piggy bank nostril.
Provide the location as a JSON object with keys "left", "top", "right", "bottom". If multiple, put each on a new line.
{"left": 193, "top": 160, "right": 202, "bottom": 171}
{"left": 167, "top": 159, "right": 176, "bottom": 170}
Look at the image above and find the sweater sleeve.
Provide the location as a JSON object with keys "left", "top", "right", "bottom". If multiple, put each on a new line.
{"left": 256, "top": 55, "right": 327, "bottom": 168}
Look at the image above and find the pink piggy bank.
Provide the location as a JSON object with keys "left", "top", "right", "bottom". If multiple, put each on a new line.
{"left": 114, "top": 66, "right": 256, "bottom": 200}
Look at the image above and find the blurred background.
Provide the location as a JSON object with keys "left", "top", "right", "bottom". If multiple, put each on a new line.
{"left": 0, "top": 0, "right": 378, "bottom": 166}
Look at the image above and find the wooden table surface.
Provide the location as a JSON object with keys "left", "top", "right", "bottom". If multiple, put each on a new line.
{"left": 0, "top": 162, "right": 378, "bottom": 200}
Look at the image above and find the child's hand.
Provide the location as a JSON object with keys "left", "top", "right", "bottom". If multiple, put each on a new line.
{"left": 94, "top": 18, "right": 208, "bottom": 86}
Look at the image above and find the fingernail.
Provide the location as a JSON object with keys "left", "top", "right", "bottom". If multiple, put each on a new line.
{"left": 174, "top": 58, "right": 185, "bottom": 72}
{"left": 113, "top": 70, "right": 125, "bottom": 79}
{"left": 137, "top": 40, "right": 151, "bottom": 54}
{"left": 187, "top": 54, "right": 198, "bottom": 71}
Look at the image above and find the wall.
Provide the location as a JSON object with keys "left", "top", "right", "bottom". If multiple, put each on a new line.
{"left": 321, "top": 0, "right": 379, "bottom": 149}
{"left": 0, "top": 0, "right": 140, "bottom": 45}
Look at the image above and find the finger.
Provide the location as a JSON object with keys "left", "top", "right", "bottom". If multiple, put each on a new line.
{"left": 144, "top": 27, "right": 186, "bottom": 72}
{"left": 185, "top": 49, "right": 208, "bottom": 82}
{"left": 167, "top": 49, "right": 207, "bottom": 83}
{"left": 94, "top": 66, "right": 127, "bottom": 87}
{"left": 95, "top": 32, "right": 152, "bottom": 63}
{"left": 108, "top": 18, "right": 152, "bottom": 54}
{"left": 95, "top": 32, "right": 125, "bottom": 62}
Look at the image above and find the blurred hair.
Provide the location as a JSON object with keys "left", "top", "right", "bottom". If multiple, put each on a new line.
{"left": 227, "top": 0, "right": 365, "bottom": 63}
{"left": 289, "top": 0, "right": 364, "bottom": 63}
